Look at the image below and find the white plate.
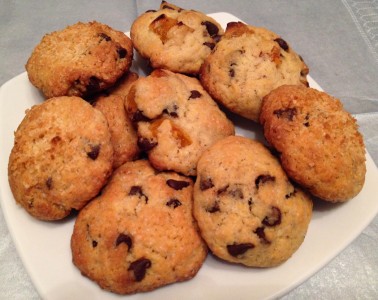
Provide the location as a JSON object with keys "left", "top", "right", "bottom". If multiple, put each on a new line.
{"left": 1, "top": 12, "right": 378, "bottom": 300}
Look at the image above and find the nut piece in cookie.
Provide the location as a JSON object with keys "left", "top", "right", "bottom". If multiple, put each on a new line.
{"left": 93, "top": 72, "right": 140, "bottom": 168}
{"left": 124, "top": 69, "right": 235, "bottom": 176}
{"left": 130, "top": 1, "right": 224, "bottom": 74}
{"left": 259, "top": 85, "right": 366, "bottom": 202}
{"left": 193, "top": 136, "right": 313, "bottom": 267}
{"left": 8, "top": 96, "right": 114, "bottom": 220}
{"left": 200, "top": 21, "right": 309, "bottom": 122}
{"left": 71, "top": 160, "right": 207, "bottom": 294}
{"left": 26, "top": 21, "right": 133, "bottom": 99}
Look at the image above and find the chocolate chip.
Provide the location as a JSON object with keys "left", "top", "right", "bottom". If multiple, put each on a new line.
{"left": 166, "top": 179, "right": 190, "bottom": 190}
{"left": 166, "top": 198, "right": 182, "bottom": 208}
{"left": 285, "top": 189, "right": 297, "bottom": 199}
{"left": 161, "top": 4, "right": 174, "bottom": 10}
{"left": 137, "top": 137, "right": 158, "bottom": 151}
{"left": 129, "top": 185, "right": 143, "bottom": 196}
{"left": 273, "top": 107, "right": 297, "bottom": 121}
{"left": 46, "top": 177, "right": 53, "bottom": 190}
{"left": 129, "top": 186, "right": 148, "bottom": 203}
{"left": 117, "top": 47, "right": 127, "bottom": 58}
{"left": 229, "top": 187, "right": 244, "bottom": 199}
{"left": 87, "top": 144, "right": 100, "bottom": 160}
{"left": 203, "top": 42, "right": 215, "bottom": 50}
{"left": 86, "top": 76, "right": 100, "bottom": 94}
{"left": 229, "top": 68, "right": 235, "bottom": 78}
{"left": 202, "top": 21, "right": 219, "bottom": 37}
{"left": 303, "top": 113, "right": 310, "bottom": 127}
{"left": 188, "top": 90, "right": 202, "bottom": 99}
{"left": 213, "top": 34, "right": 221, "bottom": 43}
{"left": 92, "top": 240, "right": 98, "bottom": 248}
{"left": 274, "top": 38, "right": 289, "bottom": 51}
{"left": 163, "top": 104, "right": 179, "bottom": 118}
{"left": 255, "top": 174, "right": 275, "bottom": 189}
{"left": 206, "top": 202, "right": 220, "bottom": 213}
{"left": 128, "top": 258, "right": 151, "bottom": 282}
{"left": 217, "top": 185, "right": 229, "bottom": 195}
{"left": 115, "top": 233, "right": 132, "bottom": 249}
{"left": 227, "top": 243, "right": 254, "bottom": 257}
{"left": 248, "top": 198, "right": 253, "bottom": 211}
{"left": 99, "top": 33, "right": 111, "bottom": 41}
{"left": 131, "top": 110, "right": 150, "bottom": 123}
{"left": 254, "top": 226, "right": 270, "bottom": 244}
{"left": 200, "top": 178, "right": 214, "bottom": 190}
{"left": 262, "top": 206, "right": 281, "bottom": 227}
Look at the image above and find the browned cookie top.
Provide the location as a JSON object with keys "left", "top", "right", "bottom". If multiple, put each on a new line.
{"left": 260, "top": 85, "right": 366, "bottom": 202}
{"left": 8, "top": 96, "right": 114, "bottom": 220}
{"left": 26, "top": 21, "right": 133, "bottom": 99}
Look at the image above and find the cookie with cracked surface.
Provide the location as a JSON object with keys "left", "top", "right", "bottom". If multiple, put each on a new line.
{"left": 8, "top": 96, "right": 113, "bottom": 221}
{"left": 26, "top": 21, "right": 133, "bottom": 99}
{"left": 259, "top": 85, "right": 366, "bottom": 202}
{"left": 124, "top": 69, "right": 235, "bottom": 176}
{"left": 193, "top": 136, "right": 313, "bottom": 267}
{"left": 93, "top": 72, "right": 140, "bottom": 168}
{"left": 71, "top": 160, "right": 207, "bottom": 295}
{"left": 200, "top": 21, "right": 309, "bottom": 122}
{"left": 130, "top": 1, "right": 224, "bottom": 74}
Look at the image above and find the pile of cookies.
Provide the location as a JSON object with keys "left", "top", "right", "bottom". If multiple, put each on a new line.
{"left": 8, "top": 1, "right": 366, "bottom": 295}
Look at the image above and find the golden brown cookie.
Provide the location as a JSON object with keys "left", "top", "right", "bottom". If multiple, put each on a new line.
{"left": 26, "top": 21, "right": 133, "bottom": 99}
{"left": 193, "top": 136, "right": 313, "bottom": 267}
{"left": 93, "top": 72, "right": 140, "bottom": 168}
{"left": 130, "top": 1, "right": 224, "bottom": 74}
{"left": 259, "top": 85, "right": 366, "bottom": 202}
{"left": 71, "top": 160, "right": 207, "bottom": 294}
{"left": 124, "top": 69, "right": 235, "bottom": 176}
{"left": 8, "top": 96, "right": 114, "bottom": 220}
{"left": 200, "top": 21, "right": 309, "bottom": 122}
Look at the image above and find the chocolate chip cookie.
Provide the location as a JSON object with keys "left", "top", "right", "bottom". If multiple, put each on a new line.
{"left": 193, "top": 136, "right": 313, "bottom": 267}
{"left": 8, "top": 96, "right": 114, "bottom": 220}
{"left": 124, "top": 69, "right": 235, "bottom": 176}
{"left": 26, "top": 21, "right": 133, "bottom": 99}
{"left": 260, "top": 85, "right": 366, "bottom": 202}
{"left": 93, "top": 72, "right": 140, "bottom": 168}
{"left": 71, "top": 160, "right": 207, "bottom": 294}
{"left": 200, "top": 21, "right": 309, "bottom": 122}
{"left": 130, "top": 1, "right": 224, "bottom": 74}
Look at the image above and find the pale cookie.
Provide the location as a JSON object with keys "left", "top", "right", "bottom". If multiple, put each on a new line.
{"left": 124, "top": 69, "right": 235, "bottom": 176}
{"left": 200, "top": 21, "right": 309, "bottom": 122}
{"left": 130, "top": 1, "right": 224, "bottom": 74}
{"left": 71, "top": 160, "right": 207, "bottom": 294}
{"left": 193, "top": 136, "right": 313, "bottom": 267}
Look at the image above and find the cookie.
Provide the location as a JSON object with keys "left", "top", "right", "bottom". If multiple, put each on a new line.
{"left": 93, "top": 72, "right": 140, "bottom": 168}
{"left": 26, "top": 21, "right": 133, "bottom": 99}
{"left": 71, "top": 160, "right": 207, "bottom": 294}
{"left": 124, "top": 69, "right": 235, "bottom": 176}
{"left": 193, "top": 136, "right": 313, "bottom": 267}
{"left": 259, "top": 85, "right": 366, "bottom": 202}
{"left": 200, "top": 21, "right": 309, "bottom": 122}
{"left": 130, "top": 1, "right": 224, "bottom": 74}
{"left": 8, "top": 96, "right": 114, "bottom": 221}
